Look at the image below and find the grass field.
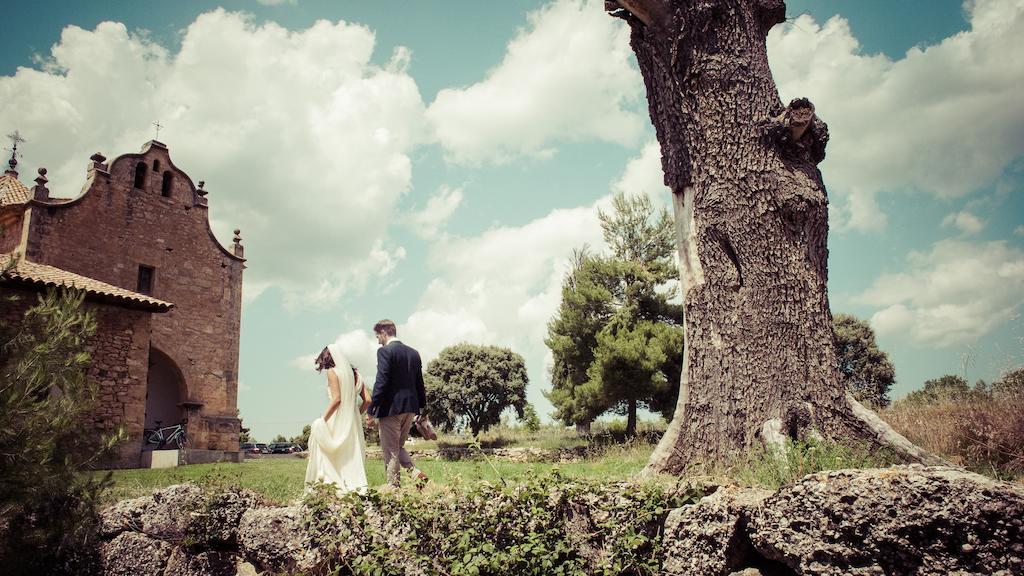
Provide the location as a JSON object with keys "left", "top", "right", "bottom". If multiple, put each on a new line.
{"left": 102, "top": 442, "right": 655, "bottom": 504}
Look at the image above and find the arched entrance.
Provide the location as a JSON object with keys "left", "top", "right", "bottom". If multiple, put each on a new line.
{"left": 144, "top": 347, "right": 186, "bottom": 438}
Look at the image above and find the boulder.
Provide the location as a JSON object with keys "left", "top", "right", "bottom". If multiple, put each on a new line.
{"left": 662, "top": 486, "right": 773, "bottom": 576}
{"left": 748, "top": 465, "right": 1024, "bottom": 575}
{"left": 100, "top": 484, "right": 205, "bottom": 542}
{"left": 163, "top": 547, "right": 239, "bottom": 576}
{"left": 238, "top": 505, "right": 318, "bottom": 574}
{"left": 99, "top": 532, "right": 172, "bottom": 576}
{"left": 189, "top": 488, "right": 266, "bottom": 549}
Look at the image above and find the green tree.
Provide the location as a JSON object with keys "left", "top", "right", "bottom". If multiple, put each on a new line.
{"left": 545, "top": 249, "right": 614, "bottom": 429}
{"left": 902, "top": 374, "right": 973, "bottom": 405}
{"left": 545, "top": 193, "right": 683, "bottom": 435}
{"left": 991, "top": 367, "right": 1024, "bottom": 398}
{"left": 425, "top": 344, "right": 528, "bottom": 435}
{"left": 0, "top": 286, "right": 124, "bottom": 575}
{"left": 290, "top": 424, "right": 311, "bottom": 449}
{"left": 833, "top": 313, "right": 896, "bottom": 407}
{"left": 520, "top": 403, "right": 541, "bottom": 432}
{"left": 272, "top": 434, "right": 288, "bottom": 443}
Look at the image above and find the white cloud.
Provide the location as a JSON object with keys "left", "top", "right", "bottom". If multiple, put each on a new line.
{"left": 857, "top": 239, "right": 1024, "bottom": 347}
{"left": 942, "top": 210, "right": 986, "bottom": 235}
{"left": 1015, "top": 225, "right": 1024, "bottom": 236}
{"left": 426, "top": 0, "right": 644, "bottom": 164}
{"left": 406, "top": 185, "right": 463, "bottom": 239}
{"left": 300, "top": 142, "right": 670, "bottom": 416}
{"left": 0, "top": 11, "right": 427, "bottom": 305}
{"left": 612, "top": 140, "right": 670, "bottom": 208}
{"left": 768, "top": 0, "right": 1024, "bottom": 230}
{"left": 306, "top": 198, "right": 607, "bottom": 410}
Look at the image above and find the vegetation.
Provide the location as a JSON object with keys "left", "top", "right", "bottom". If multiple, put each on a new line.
{"left": 546, "top": 193, "right": 683, "bottom": 435}
{"left": 0, "top": 286, "right": 123, "bottom": 576}
{"left": 833, "top": 313, "right": 896, "bottom": 407}
{"left": 519, "top": 403, "right": 541, "bottom": 432}
{"left": 425, "top": 343, "right": 529, "bottom": 435}
{"left": 104, "top": 443, "right": 657, "bottom": 504}
{"left": 303, "top": 471, "right": 704, "bottom": 576}
{"left": 725, "top": 438, "right": 902, "bottom": 489}
{"left": 883, "top": 369, "right": 1024, "bottom": 478}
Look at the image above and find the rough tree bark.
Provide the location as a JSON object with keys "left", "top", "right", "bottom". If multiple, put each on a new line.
{"left": 605, "top": 0, "right": 943, "bottom": 473}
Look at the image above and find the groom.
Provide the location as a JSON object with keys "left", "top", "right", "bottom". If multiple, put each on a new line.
{"left": 366, "top": 319, "right": 429, "bottom": 489}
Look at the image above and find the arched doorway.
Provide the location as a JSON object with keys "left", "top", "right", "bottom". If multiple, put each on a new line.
{"left": 144, "top": 347, "right": 186, "bottom": 441}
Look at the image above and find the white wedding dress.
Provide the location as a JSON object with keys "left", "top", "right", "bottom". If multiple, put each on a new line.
{"left": 304, "top": 347, "right": 368, "bottom": 494}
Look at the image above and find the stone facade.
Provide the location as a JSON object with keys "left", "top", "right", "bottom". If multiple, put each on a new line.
{"left": 1, "top": 140, "right": 245, "bottom": 466}
{"left": 0, "top": 288, "right": 152, "bottom": 468}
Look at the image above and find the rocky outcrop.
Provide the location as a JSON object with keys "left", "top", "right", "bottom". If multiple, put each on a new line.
{"left": 100, "top": 483, "right": 205, "bottom": 542}
{"left": 662, "top": 486, "right": 774, "bottom": 575}
{"left": 748, "top": 466, "right": 1024, "bottom": 575}
{"left": 662, "top": 465, "right": 1024, "bottom": 576}
{"left": 237, "top": 505, "right": 319, "bottom": 574}
{"left": 97, "top": 466, "right": 1024, "bottom": 575}
{"left": 100, "top": 532, "right": 173, "bottom": 576}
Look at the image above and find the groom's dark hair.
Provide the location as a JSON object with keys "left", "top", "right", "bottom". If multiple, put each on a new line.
{"left": 314, "top": 347, "right": 335, "bottom": 372}
{"left": 373, "top": 319, "right": 397, "bottom": 337}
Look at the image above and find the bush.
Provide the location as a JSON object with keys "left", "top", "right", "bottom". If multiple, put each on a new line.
{"left": 726, "top": 438, "right": 902, "bottom": 489}
{"left": 520, "top": 403, "right": 541, "bottom": 433}
{"left": 0, "top": 287, "right": 124, "bottom": 575}
{"left": 883, "top": 381, "right": 1024, "bottom": 478}
{"left": 303, "top": 471, "right": 705, "bottom": 575}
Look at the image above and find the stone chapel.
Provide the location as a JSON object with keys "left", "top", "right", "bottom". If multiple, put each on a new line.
{"left": 0, "top": 139, "right": 245, "bottom": 468}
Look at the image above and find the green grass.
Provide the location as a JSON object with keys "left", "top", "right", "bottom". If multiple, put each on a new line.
{"left": 100, "top": 443, "right": 656, "bottom": 505}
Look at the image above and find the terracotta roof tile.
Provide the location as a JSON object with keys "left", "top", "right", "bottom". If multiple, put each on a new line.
{"left": 0, "top": 172, "right": 31, "bottom": 207}
{"left": 1, "top": 255, "right": 174, "bottom": 312}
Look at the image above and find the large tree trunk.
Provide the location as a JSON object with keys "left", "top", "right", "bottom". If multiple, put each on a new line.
{"left": 606, "top": 0, "right": 943, "bottom": 473}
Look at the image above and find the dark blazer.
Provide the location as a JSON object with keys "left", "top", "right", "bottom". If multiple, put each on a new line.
{"left": 369, "top": 340, "right": 427, "bottom": 418}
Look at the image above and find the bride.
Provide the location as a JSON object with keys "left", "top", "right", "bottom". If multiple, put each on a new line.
{"left": 305, "top": 344, "right": 371, "bottom": 494}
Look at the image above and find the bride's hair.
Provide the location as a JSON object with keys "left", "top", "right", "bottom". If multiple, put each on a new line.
{"left": 314, "top": 346, "right": 335, "bottom": 372}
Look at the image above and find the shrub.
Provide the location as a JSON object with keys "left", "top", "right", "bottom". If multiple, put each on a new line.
{"left": 725, "top": 438, "right": 902, "bottom": 489}
{"left": 883, "top": 380, "right": 1024, "bottom": 478}
{"left": 0, "top": 287, "right": 124, "bottom": 575}
{"left": 303, "top": 471, "right": 705, "bottom": 576}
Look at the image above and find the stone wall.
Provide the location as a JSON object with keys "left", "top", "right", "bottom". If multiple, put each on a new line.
{"left": 0, "top": 288, "right": 152, "bottom": 468}
{"left": 95, "top": 466, "right": 1024, "bottom": 576}
{"left": 21, "top": 142, "right": 244, "bottom": 452}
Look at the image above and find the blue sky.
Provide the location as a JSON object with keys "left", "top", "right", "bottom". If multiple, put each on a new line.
{"left": 2, "top": 0, "right": 1022, "bottom": 442}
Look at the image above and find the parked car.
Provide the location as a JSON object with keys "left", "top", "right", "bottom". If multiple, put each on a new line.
{"left": 240, "top": 442, "right": 260, "bottom": 455}
{"left": 269, "top": 442, "right": 295, "bottom": 454}
{"left": 256, "top": 443, "right": 270, "bottom": 454}
{"left": 289, "top": 444, "right": 304, "bottom": 453}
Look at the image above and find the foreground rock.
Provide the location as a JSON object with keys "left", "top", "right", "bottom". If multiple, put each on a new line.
{"left": 662, "top": 465, "right": 1024, "bottom": 575}
{"left": 99, "top": 466, "right": 1023, "bottom": 575}
{"left": 749, "top": 466, "right": 1024, "bottom": 575}
{"left": 662, "top": 486, "right": 773, "bottom": 575}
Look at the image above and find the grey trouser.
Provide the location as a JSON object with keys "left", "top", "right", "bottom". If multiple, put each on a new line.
{"left": 378, "top": 412, "right": 416, "bottom": 486}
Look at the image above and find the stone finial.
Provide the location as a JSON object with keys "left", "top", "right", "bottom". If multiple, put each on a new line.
{"left": 88, "top": 152, "right": 108, "bottom": 174}
{"left": 232, "top": 229, "right": 244, "bottom": 258}
{"left": 197, "top": 180, "right": 208, "bottom": 197}
{"left": 5, "top": 129, "right": 25, "bottom": 176}
{"left": 33, "top": 167, "right": 49, "bottom": 201}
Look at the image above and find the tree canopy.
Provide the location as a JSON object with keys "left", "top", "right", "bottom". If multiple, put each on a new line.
{"left": 545, "top": 193, "right": 683, "bottom": 435}
{"left": 424, "top": 343, "right": 528, "bottom": 435}
{"left": 833, "top": 313, "right": 896, "bottom": 407}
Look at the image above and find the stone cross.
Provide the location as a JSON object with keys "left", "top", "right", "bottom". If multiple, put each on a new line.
{"left": 153, "top": 121, "right": 163, "bottom": 140}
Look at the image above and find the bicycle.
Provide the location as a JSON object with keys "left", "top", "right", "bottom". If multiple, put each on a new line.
{"left": 144, "top": 421, "right": 189, "bottom": 450}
